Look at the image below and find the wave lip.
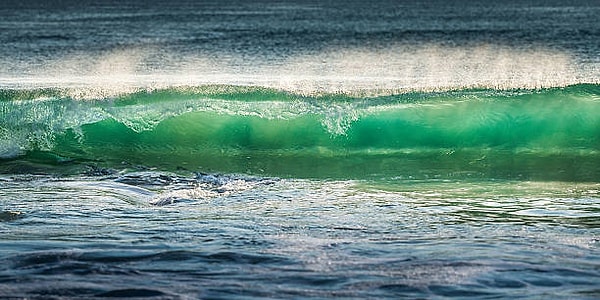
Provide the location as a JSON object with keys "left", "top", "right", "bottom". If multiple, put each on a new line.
{"left": 1, "top": 84, "right": 599, "bottom": 180}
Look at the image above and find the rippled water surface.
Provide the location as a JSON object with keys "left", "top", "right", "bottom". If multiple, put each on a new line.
{"left": 1, "top": 0, "right": 600, "bottom": 298}
{"left": 1, "top": 174, "right": 599, "bottom": 298}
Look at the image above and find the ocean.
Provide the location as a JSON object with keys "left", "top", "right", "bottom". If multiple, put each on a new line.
{"left": 1, "top": 0, "right": 599, "bottom": 298}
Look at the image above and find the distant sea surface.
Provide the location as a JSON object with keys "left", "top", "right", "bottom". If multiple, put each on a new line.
{"left": 1, "top": 0, "right": 599, "bottom": 298}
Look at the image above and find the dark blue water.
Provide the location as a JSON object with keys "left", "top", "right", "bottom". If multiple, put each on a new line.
{"left": 2, "top": 175, "right": 599, "bottom": 298}
{"left": 1, "top": 0, "right": 599, "bottom": 299}
{"left": 1, "top": 0, "right": 598, "bottom": 89}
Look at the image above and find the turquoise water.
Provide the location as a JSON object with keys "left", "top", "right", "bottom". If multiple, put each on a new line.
{"left": 2, "top": 85, "right": 599, "bottom": 181}
{"left": 1, "top": 0, "right": 600, "bottom": 298}
{"left": 1, "top": 84, "right": 599, "bottom": 298}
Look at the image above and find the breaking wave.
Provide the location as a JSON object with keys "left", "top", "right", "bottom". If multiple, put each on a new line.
{"left": 1, "top": 84, "right": 599, "bottom": 180}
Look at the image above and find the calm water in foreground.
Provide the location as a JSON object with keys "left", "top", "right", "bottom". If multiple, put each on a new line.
{"left": 1, "top": 0, "right": 599, "bottom": 298}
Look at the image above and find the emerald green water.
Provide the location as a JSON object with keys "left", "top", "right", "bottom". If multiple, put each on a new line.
{"left": 1, "top": 84, "right": 599, "bottom": 299}
{"left": 1, "top": 0, "right": 600, "bottom": 297}
{"left": 1, "top": 84, "right": 599, "bottom": 180}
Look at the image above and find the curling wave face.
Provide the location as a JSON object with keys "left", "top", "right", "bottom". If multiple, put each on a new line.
{"left": 1, "top": 84, "right": 599, "bottom": 181}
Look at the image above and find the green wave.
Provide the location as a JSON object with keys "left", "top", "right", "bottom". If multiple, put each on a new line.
{"left": 1, "top": 84, "right": 599, "bottom": 180}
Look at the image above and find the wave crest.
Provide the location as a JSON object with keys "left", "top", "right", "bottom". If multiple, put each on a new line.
{"left": 1, "top": 84, "right": 599, "bottom": 180}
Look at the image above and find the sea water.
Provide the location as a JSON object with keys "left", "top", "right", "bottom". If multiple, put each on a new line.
{"left": 1, "top": 0, "right": 599, "bottom": 298}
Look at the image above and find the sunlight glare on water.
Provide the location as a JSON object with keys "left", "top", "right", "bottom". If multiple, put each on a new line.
{"left": 0, "top": 0, "right": 599, "bottom": 298}
{"left": 1, "top": 175, "right": 599, "bottom": 298}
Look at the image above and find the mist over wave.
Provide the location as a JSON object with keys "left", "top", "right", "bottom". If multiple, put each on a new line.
{"left": 1, "top": 1, "right": 600, "bottom": 299}
{"left": 1, "top": 45, "right": 597, "bottom": 96}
